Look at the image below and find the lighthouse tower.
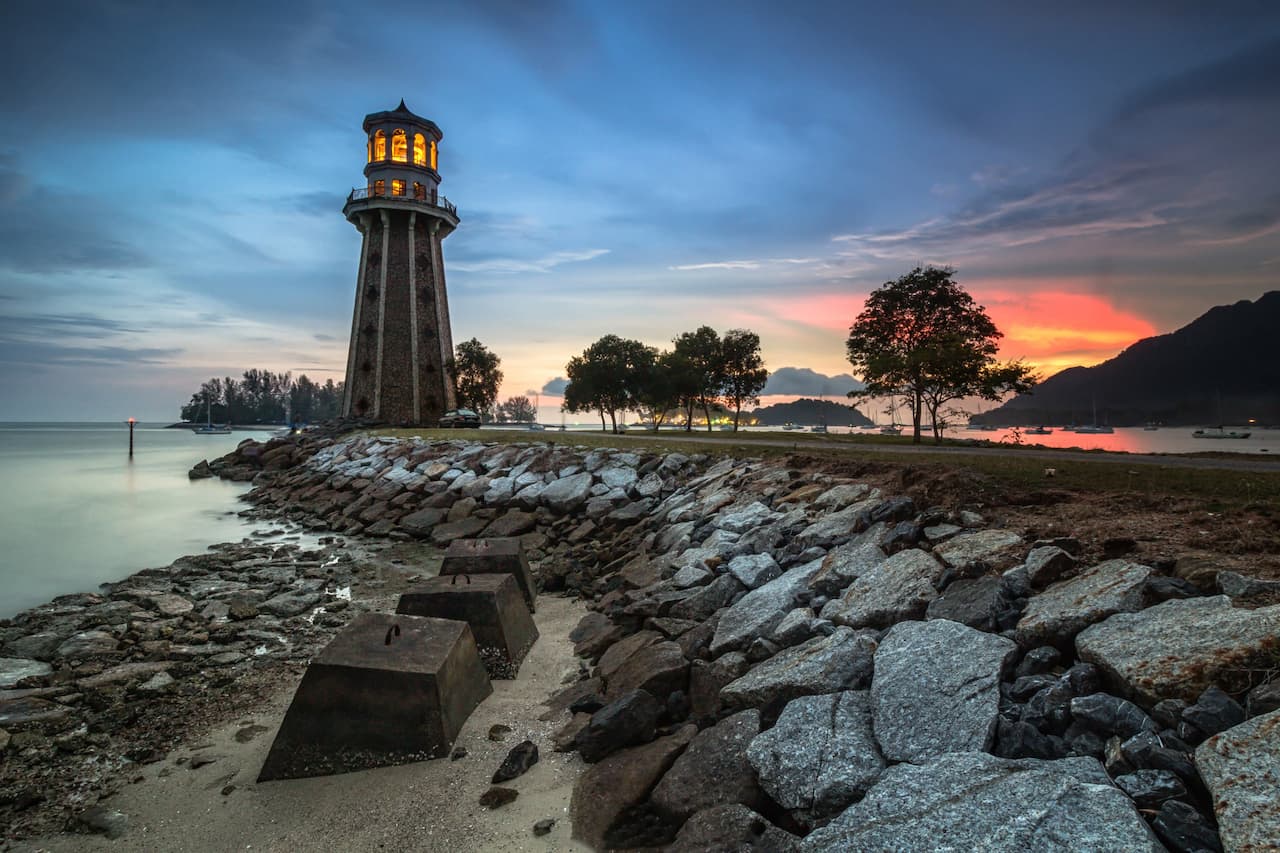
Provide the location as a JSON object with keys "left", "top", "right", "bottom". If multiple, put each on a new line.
{"left": 341, "top": 100, "right": 459, "bottom": 425}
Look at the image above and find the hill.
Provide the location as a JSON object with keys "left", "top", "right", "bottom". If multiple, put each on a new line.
{"left": 977, "top": 291, "right": 1280, "bottom": 426}
{"left": 751, "top": 397, "right": 873, "bottom": 427}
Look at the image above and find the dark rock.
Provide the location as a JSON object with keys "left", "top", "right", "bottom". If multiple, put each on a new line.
{"left": 1023, "top": 546, "right": 1075, "bottom": 588}
{"left": 575, "top": 689, "right": 661, "bottom": 763}
{"left": 570, "top": 612, "right": 624, "bottom": 660}
{"left": 1152, "top": 800, "right": 1224, "bottom": 853}
{"left": 399, "top": 507, "right": 447, "bottom": 537}
{"left": 651, "top": 709, "right": 763, "bottom": 824}
{"left": 1181, "top": 686, "right": 1245, "bottom": 736}
{"left": 450, "top": 747, "right": 467, "bottom": 760}
{"left": 1120, "top": 731, "right": 1197, "bottom": 783}
{"left": 1114, "top": 769, "right": 1187, "bottom": 808}
{"left": 870, "top": 496, "right": 915, "bottom": 524}
{"left": 688, "top": 657, "right": 740, "bottom": 720}
{"left": 664, "top": 689, "right": 690, "bottom": 724}
{"left": 1102, "top": 536, "right": 1137, "bottom": 557}
{"left": 1246, "top": 681, "right": 1280, "bottom": 718}
{"left": 568, "top": 694, "right": 606, "bottom": 715}
{"left": 552, "top": 713, "right": 591, "bottom": 752}
{"left": 925, "top": 576, "right": 1005, "bottom": 631}
{"left": 492, "top": 740, "right": 538, "bottom": 783}
{"left": 1015, "top": 645, "right": 1061, "bottom": 678}
{"left": 669, "top": 573, "right": 743, "bottom": 622}
{"left": 227, "top": 598, "right": 259, "bottom": 621}
{"left": 994, "top": 718, "right": 1063, "bottom": 760}
{"left": 570, "top": 725, "right": 697, "bottom": 851}
{"left": 667, "top": 803, "right": 800, "bottom": 853}
{"left": 1144, "top": 575, "right": 1199, "bottom": 603}
{"left": 480, "top": 786, "right": 519, "bottom": 809}
{"left": 1069, "top": 693, "right": 1159, "bottom": 739}
{"left": 1152, "top": 698, "right": 1190, "bottom": 729}
{"left": 1064, "top": 723, "right": 1106, "bottom": 759}
{"left": 604, "top": 640, "right": 689, "bottom": 701}
{"left": 532, "top": 818, "right": 556, "bottom": 837}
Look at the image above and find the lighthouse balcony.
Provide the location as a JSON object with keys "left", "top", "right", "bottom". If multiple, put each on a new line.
{"left": 343, "top": 186, "right": 459, "bottom": 225}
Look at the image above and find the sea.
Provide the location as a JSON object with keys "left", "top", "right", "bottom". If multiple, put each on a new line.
{"left": 0, "top": 422, "right": 274, "bottom": 619}
{"left": 2, "top": 420, "right": 1275, "bottom": 621}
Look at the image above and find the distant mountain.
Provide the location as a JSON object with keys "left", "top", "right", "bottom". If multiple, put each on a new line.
{"left": 977, "top": 291, "right": 1280, "bottom": 427}
{"left": 752, "top": 397, "right": 873, "bottom": 427}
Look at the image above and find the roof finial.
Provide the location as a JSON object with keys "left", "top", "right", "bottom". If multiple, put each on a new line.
{"left": 396, "top": 98, "right": 409, "bottom": 112}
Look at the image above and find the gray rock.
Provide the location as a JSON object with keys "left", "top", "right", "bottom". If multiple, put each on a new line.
{"left": 539, "top": 471, "right": 594, "bottom": 514}
{"left": 599, "top": 466, "right": 639, "bottom": 490}
{"left": 55, "top": 630, "right": 118, "bottom": 658}
{"left": 726, "top": 553, "right": 782, "bottom": 589}
{"left": 3, "top": 632, "right": 63, "bottom": 661}
{"left": 813, "top": 483, "right": 876, "bottom": 510}
{"left": 800, "top": 753, "right": 1160, "bottom": 852}
{"left": 925, "top": 576, "right": 1005, "bottom": 631}
{"left": 1217, "top": 569, "right": 1280, "bottom": 598}
{"left": 136, "top": 671, "right": 175, "bottom": 694}
{"left": 672, "top": 564, "right": 713, "bottom": 589}
{"left": 1114, "top": 769, "right": 1187, "bottom": 809}
{"left": 669, "top": 573, "right": 743, "bottom": 622}
{"left": 717, "top": 502, "right": 780, "bottom": 534}
{"left": 0, "top": 658, "right": 53, "bottom": 687}
{"left": 795, "top": 499, "right": 881, "bottom": 549}
{"left": 1076, "top": 596, "right": 1280, "bottom": 704}
{"left": 259, "top": 590, "right": 323, "bottom": 618}
{"left": 77, "top": 805, "right": 129, "bottom": 839}
{"left": 482, "top": 509, "right": 537, "bottom": 538}
{"left": 666, "top": 803, "right": 799, "bottom": 853}
{"left": 1195, "top": 707, "right": 1280, "bottom": 853}
{"left": 651, "top": 709, "right": 763, "bottom": 823}
{"left": 747, "top": 691, "right": 885, "bottom": 826}
{"left": 709, "top": 558, "right": 824, "bottom": 656}
{"left": 721, "top": 627, "right": 876, "bottom": 711}
{"left": 1016, "top": 559, "right": 1151, "bottom": 648}
{"left": 872, "top": 619, "right": 1016, "bottom": 762}
{"left": 1246, "top": 682, "right": 1280, "bottom": 719}
{"left": 769, "top": 608, "right": 824, "bottom": 648}
{"left": 429, "top": 516, "right": 489, "bottom": 545}
{"left": 1023, "top": 546, "right": 1076, "bottom": 588}
{"left": 820, "top": 549, "right": 944, "bottom": 629}
{"left": 932, "top": 529, "right": 1023, "bottom": 569}
{"left": 806, "top": 542, "right": 885, "bottom": 596}
{"left": 512, "top": 481, "right": 547, "bottom": 510}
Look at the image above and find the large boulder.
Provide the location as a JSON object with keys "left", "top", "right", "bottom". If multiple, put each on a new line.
{"left": 575, "top": 689, "right": 662, "bottom": 762}
{"left": 666, "top": 804, "right": 799, "bottom": 853}
{"left": 726, "top": 553, "right": 783, "bottom": 589}
{"left": 1195, "top": 707, "right": 1280, "bottom": 852}
{"left": 795, "top": 498, "right": 881, "bottom": 548}
{"left": 871, "top": 619, "right": 1017, "bottom": 762}
{"left": 925, "top": 576, "right": 1006, "bottom": 631}
{"left": 820, "top": 549, "right": 945, "bottom": 629}
{"left": 807, "top": 542, "right": 885, "bottom": 597}
{"left": 932, "top": 529, "right": 1023, "bottom": 570}
{"left": 800, "top": 753, "right": 1161, "bottom": 852}
{"left": 747, "top": 690, "right": 885, "bottom": 827}
{"left": 651, "top": 709, "right": 763, "bottom": 824}
{"left": 709, "top": 558, "right": 823, "bottom": 656}
{"left": 604, "top": 640, "right": 689, "bottom": 701}
{"left": 540, "top": 471, "right": 594, "bottom": 514}
{"left": 721, "top": 627, "right": 877, "bottom": 711}
{"left": 1076, "top": 596, "right": 1280, "bottom": 704}
{"left": 55, "top": 630, "right": 119, "bottom": 659}
{"left": 571, "top": 725, "right": 697, "bottom": 850}
{"left": 0, "top": 658, "right": 53, "bottom": 687}
{"left": 669, "top": 574, "right": 743, "bottom": 622}
{"left": 1015, "top": 559, "right": 1151, "bottom": 648}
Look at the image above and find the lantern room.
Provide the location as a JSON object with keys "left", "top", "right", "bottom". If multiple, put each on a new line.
{"left": 362, "top": 99, "right": 443, "bottom": 203}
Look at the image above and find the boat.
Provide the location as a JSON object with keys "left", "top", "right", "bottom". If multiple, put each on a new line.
{"left": 528, "top": 423, "right": 546, "bottom": 431}
{"left": 781, "top": 422, "right": 802, "bottom": 431}
{"left": 1192, "top": 428, "right": 1251, "bottom": 439}
{"left": 194, "top": 392, "right": 232, "bottom": 435}
{"left": 810, "top": 425, "right": 828, "bottom": 434}
{"left": 1073, "top": 397, "right": 1113, "bottom": 434}
{"left": 1026, "top": 426, "right": 1053, "bottom": 435}
{"left": 878, "top": 424, "right": 903, "bottom": 436}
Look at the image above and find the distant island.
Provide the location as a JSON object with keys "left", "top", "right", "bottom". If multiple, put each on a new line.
{"left": 751, "top": 397, "right": 873, "bottom": 427}
{"left": 977, "top": 291, "right": 1280, "bottom": 427}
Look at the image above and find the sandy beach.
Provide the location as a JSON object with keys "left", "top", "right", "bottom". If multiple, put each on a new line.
{"left": 15, "top": 593, "right": 590, "bottom": 853}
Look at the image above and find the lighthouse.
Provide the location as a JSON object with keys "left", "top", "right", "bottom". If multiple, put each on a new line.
{"left": 341, "top": 100, "right": 459, "bottom": 425}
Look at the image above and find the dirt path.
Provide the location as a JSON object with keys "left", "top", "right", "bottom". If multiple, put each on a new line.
{"left": 18, "top": 596, "right": 591, "bottom": 853}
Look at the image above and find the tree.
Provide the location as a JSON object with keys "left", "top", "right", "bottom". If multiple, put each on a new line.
{"left": 846, "top": 266, "right": 1038, "bottom": 444}
{"left": 719, "top": 329, "right": 768, "bottom": 431}
{"left": 498, "top": 395, "right": 537, "bottom": 423}
{"left": 671, "top": 326, "right": 723, "bottom": 432}
{"left": 562, "top": 335, "right": 658, "bottom": 433}
{"left": 449, "top": 338, "right": 503, "bottom": 419}
{"left": 634, "top": 350, "right": 683, "bottom": 428}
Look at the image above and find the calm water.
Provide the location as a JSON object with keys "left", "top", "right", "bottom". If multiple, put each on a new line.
{"left": 0, "top": 423, "right": 273, "bottom": 619}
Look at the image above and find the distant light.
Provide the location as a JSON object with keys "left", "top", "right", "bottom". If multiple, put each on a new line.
{"left": 127, "top": 417, "right": 136, "bottom": 424}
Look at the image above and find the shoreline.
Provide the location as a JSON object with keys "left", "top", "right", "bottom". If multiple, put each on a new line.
{"left": 4, "top": 431, "right": 1279, "bottom": 849}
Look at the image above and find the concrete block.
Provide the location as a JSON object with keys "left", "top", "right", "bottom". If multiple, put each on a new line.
{"left": 440, "top": 537, "right": 537, "bottom": 612}
{"left": 397, "top": 573, "right": 539, "bottom": 678}
{"left": 258, "top": 612, "right": 492, "bottom": 781}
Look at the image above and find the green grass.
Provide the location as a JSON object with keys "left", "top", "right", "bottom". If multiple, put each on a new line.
{"left": 367, "top": 426, "right": 1280, "bottom": 507}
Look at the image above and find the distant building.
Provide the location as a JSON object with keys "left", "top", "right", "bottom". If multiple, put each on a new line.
{"left": 341, "top": 100, "right": 459, "bottom": 425}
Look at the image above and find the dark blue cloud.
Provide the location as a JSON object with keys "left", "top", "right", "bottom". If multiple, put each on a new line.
{"left": 762, "top": 368, "right": 862, "bottom": 397}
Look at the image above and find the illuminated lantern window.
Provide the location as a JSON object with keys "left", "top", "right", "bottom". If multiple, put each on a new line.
{"left": 392, "top": 179, "right": 406, "bottom": 196}
{"left": 413, "top": 181, "right": 425, "bottom": 200}
{"left": 373, "top": 179, "right": 386, "bottom": 197}
{"left": 373, "top": 130, "right": 386, "bottom": 160}
{"left": 392, "top": 129, "right": 408, "bottom": 163}
{"left": 367, "top": 136, "right": 373, "bottom": 163}
{"left": 413, "top": 133, "right": 427, "bottom": 166}
{"left": 430, "top": 140, "right": 438, "bottom": 170}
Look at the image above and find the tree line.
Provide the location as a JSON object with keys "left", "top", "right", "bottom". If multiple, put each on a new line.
{"left": 563, "top": 326, "right": 768, "bottom": 433}
{"left": 180, "top": 370, "right": 343, "bottom": 425}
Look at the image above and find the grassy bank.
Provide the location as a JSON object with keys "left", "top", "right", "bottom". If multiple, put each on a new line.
{"left": 368, "top": 427, "right": 1280, "bottom": 509}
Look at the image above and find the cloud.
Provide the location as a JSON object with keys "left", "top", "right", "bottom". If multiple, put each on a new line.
{"left": 670, "top": 258, "right": 819, "bottom": 272}
{"left": 762, "top": 367, "right": 862, "bottom": 396}
{"left": 0, "top": 339, "right": 181, "bottom": 367}
{"left": 1112, "top": 35, "right": 1280, "bottom": 124}
{"left": 451, "top": 249, "right": 609, "bottom": 274}
{"left": 541, "top": 376, "right": 569, "bottom": 395}
{"left": 313, "top": 333, "right": 338, "bottom": 341}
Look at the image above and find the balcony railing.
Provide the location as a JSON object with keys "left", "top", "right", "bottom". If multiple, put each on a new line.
{"left": 347, "top": 187, "right": 457, "bottom": 217}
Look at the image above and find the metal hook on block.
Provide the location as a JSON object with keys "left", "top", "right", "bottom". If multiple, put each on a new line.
{"left": 450, "top": 572, "right": 471, "bottom": 585}
{"left": 384, "top": 623, "right": 401, "bottom": 645}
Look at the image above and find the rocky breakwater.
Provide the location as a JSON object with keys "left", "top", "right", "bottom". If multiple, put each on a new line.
{"left": 0, "top": 538, "right": 373, "bottom": 840}
{"left": 196, "top": 434, "right": 1279, "bottom": 850}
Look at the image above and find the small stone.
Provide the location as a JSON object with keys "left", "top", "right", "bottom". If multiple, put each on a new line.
{"left": 1113, "top": 769, "right": 1186, "bottom": 808}
{"left": 221, "top": 784, "right": 236, "bottom": 796}
{"left": 189, "top": 754, "right": 219, "bottom": 769}
{"left": 1181, "top": 686, "right": 1245, "bottom": 736}
{"left": 450, "top": 746, "right": 467, "bottom": 761}
{"left": 77, "top": 805, "right": 129, "bottom": 839}
{"left": 492, "top": 740, "right": 539, "bottom": 783}
{"left": 480, "top": 786, "right": 519, "bottom": 809}
{"left": 1152, "top": 800, "right": 1224, "bottom": 853}
{"left": 533, "top": 818, "right": 556, "bottom": 836}
{"left": 1068, "top": 693, "right": 1158, "bottom": 739}
{"left": 488, "top": 723, "right": 513, "bottom": 741}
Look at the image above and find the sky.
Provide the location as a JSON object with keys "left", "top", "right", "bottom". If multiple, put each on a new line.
{"left": 1, "top": 1, "right": 1279, "bottom": 421}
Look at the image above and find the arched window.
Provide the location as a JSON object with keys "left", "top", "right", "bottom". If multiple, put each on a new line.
{"left": 391, "top": 179, "right": 406, "bottom": 196}
{"left": 373, "top": 130, "right": 386, "bottom": 161}
{"left": 413, "top": 181, "right": 425, "bottom": 200}
{"left": 392, "top": 129, "right": 408, "bottom": 163}
{"left": 430, "top": 140, "right": 438, "bottom": 170}
{"left": 413, "top": 133, "right": 427, "bottom": 166}
{"left": 373, "top": 179, "right": 386, "bottom": 197}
